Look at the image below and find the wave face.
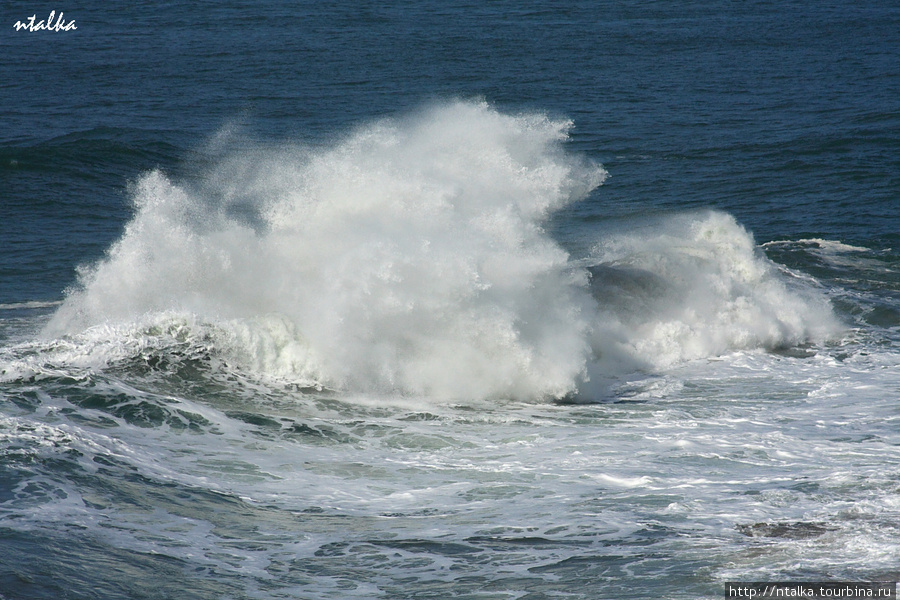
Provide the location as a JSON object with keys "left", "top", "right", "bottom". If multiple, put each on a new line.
{"left": 43, "top": 102, "right": 839, "bottom": 401}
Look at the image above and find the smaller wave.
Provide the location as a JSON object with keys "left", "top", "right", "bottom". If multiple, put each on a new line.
{"left": 762, "top": 237, "right": 899, "bottom": 287}
{"left": 0, "top": 127, "right": 181, "bottom": 176}
{"left": 583, "top": 212, "right": 841, "bottom": 381}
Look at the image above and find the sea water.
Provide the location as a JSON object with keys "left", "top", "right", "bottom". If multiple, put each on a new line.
{"left": 2, "top": 2, "right": 899, "bottom": 599}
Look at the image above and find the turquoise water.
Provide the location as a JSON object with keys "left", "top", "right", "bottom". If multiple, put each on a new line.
{"left": 2, "top": 2, "right": 899, "bottom": 598}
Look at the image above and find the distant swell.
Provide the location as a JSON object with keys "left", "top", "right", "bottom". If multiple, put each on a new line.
{"left": 42, "top": 101, "right": 840, "bottom": 401}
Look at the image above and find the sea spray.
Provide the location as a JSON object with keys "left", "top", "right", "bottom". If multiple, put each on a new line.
{"left": 585, "top": 211, "right": 841, "bottom": 370}
{"left": 42, "top": 102, "right": 840, "bottom": 401}
{"left": 45, "top": 101, "right": 607, "bottom": 400}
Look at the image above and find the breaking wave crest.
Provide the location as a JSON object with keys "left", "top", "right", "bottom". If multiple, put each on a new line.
{"left": 39, "top": 101, "right": 840, "bottom": 401}
{"left": 585, "top": 213, "right": 839, "bottom": 375}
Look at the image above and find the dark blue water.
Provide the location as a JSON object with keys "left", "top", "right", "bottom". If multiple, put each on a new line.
{"left": 2, "top": 2, "right": 899, "bottom": 599}
{"left": 4, "top": 1, "right": 898, "bottom": 305}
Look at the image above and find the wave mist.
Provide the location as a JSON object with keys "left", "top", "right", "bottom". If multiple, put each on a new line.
{"left": 44, "top": 101, "right": 838, "bottom": 401}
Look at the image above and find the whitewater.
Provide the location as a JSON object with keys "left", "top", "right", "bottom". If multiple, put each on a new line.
{"left": 2, "top": 102, "right": 898, "bottom": 599}
{"left": 36, "top": 101, "right": 837, "bottom": 401}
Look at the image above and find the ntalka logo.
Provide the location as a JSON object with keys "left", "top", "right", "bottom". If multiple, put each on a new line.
{"left": 14, "top": 11, "right": 77, "bottom": 32}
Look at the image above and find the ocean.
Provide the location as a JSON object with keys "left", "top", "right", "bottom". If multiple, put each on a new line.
{"left": 2, "top": 2, "right": 899, "bottom": 598}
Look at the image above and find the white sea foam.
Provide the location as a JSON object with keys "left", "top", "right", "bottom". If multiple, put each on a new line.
{"left": 44, "top": 101, "right": 605, "bottom": 400}
{"left": 584, "top": 212, "right": 842, "bottom": 376}
{"left": 762, "top": 238, "right": 870, "bottom": 253}
{"left": 41, "top": 102, "right": 841, "bottom": 401}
